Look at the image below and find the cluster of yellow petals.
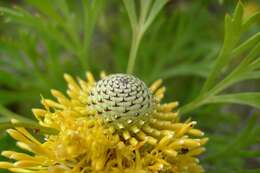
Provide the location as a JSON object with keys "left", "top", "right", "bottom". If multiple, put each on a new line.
{"left": 0, "top": 72, "right": 208, "bottom": 173}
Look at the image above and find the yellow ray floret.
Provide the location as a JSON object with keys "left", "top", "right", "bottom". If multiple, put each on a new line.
{"left": 0, "top": 72, "right": 208, "bottom": 173}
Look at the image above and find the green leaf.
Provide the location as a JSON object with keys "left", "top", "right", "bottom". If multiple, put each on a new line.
{"left": 201, "top": 3, "right": 244, "bottom": 93}
{"left": 122, "top": 0, "right": 137, "bottom": 30}
{"left": 55, "top": 0, "right": 70, "bottom": 18}
{"left": 232, "top": 1, "right": 244, "bottom": 29}
{"left": 140, "top": 0, "right": 152, "bottom": 24}
{"left": 232, "top": 32, "right": 260, "bottom": 58}
{"left": 249, "top": 58, "right": 260, "bottom": 70}
{"left": 238, "top": 71, "right": 260, "bottom": 81}
{"left": 24, "top": 0, "right": 63, "bottom": 23}
{"left": 207, "top": 92, "right": 260, "bottom": 109}
{"left": 158, "top": 62, "right": 211, "bottom": 79}
{"left": 143, "top": 0, "right": 168, "bottom": 32}
{"left": 241, "top": 42, "right": 260, "bottom": 65}
{"left": 0, "top": 6, "right": 75, "bottom": 52}
{"left": 243, "top": 12, "right": 260, "bottom": 31}
{"left": 214, "top": 42, "right": 260, "bottom": 93}
{"left": 81, "top": 0, "right": 105, "bottom": 70}
{"left": 201, "top": 16, "right": 232, "bottom": 93}
{"left": 0, "top": 6, "right": 23, "bottom": 17}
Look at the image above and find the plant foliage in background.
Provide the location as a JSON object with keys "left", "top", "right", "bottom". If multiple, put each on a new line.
{"left": 0, "top": 0, "right": 105, "bottom": 109}
{"left": 0, "top": 0, "right": 259, "bottom": 172}
{"left": 180, "top": 2, "right": 260, "bottom": 113}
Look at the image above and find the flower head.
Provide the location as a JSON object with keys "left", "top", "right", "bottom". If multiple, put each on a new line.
{"left": 88, "top": 73, "right": 155, "bottom": 123}
{"left": 0, "top": 72, "right": 208, "bottom": 173}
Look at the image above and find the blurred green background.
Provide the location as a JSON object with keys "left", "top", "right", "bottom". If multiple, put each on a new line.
{"left": 0, "top": 0, "right": 260, "bottom": 172}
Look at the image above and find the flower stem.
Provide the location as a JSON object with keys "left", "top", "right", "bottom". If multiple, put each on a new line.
{"left": 127, "top": 29, "right": 143, "bottom": 74}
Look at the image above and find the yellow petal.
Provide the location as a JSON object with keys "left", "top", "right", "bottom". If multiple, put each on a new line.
{"left": 0, "top": 162, "right": 13, "bottom": 168}
{"left": 149, "top": 79, "right": 162, "bottom": 93}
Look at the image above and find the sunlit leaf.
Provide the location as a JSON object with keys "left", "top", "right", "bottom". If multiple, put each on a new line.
{"left": 207, "top": 92, "right": 260, "bottom": 109}
{"left": 158, "top": 63, "right": 211, "bottom": 79}
{"left": 122, "top": 0, "right": 137, "bottom": 30}
{"left": 143, "top": 0, "right": 168, "bottom": 31}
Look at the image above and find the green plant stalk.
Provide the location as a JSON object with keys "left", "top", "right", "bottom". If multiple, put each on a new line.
{"left": 180, "top": 77, "right": 236, "bottom": 115}
{"left": 0, "top": 105, "right": 57, "bottom": 134}
{"left": 181, "top": 4, "right": 260, "bottom": 115}
{"left": 179, "top": 95, "right": 206, "bottom": 115}
{"left": 125, "top": 0, "right": 168, "bottom": 74}
{"left": 80, "top": 0, "right": 105, "bottom": 71}
{"left": 80, "top": 12, "right": 92, "bottom": 70}
{"left": 200, "top": 46, "right": 230, "bottom": 93}
{"left": 181, "top": 40, "right": 260, "bottom": 114}
{"left": 80, "top": 20, "right": 95, "bottom": 71}
{"left": 201, "top": 2, "right": 244, "bottom": 93}
{"left": 127, "top": 28, "right": 144, "bottom": 74}
{"left": 180, "top": 72, "right": 238, "bottom": 114}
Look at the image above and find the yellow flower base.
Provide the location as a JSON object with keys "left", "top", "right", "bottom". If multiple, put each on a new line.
{"left": 0, "top": 72, "right": 208, "bottom": 173}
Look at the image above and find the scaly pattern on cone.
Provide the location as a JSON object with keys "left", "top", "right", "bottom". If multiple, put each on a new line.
{"left": 88, "top": 74, "right": 156, "bottom": 124}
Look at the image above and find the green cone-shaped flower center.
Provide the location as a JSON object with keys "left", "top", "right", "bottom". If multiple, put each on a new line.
{"left": 88, "top": 74, "right": 155, "bottom": 122}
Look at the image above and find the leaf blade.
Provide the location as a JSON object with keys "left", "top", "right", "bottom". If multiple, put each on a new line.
{"left": 122, "top": 0, "right": 137, "bottom": 30}
{"left": 143, "top": 0, "right": 168, "bottom": 32}
{"left": 207, "top": 92, "right": 260, "bottom": 109}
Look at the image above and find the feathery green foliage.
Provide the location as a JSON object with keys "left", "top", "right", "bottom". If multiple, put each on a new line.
{"left": 0, "top": 0, "right": 259, "bottom": 172}
{"left": 180, "top": 2, "right": 260, "bottom": 114}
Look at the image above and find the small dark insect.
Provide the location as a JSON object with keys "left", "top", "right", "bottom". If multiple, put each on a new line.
{"left": 33, "top": 128, "right": 40, "bottom": 134}
{"left": 180, "top": 148, "right": 189, "bottom": 154}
